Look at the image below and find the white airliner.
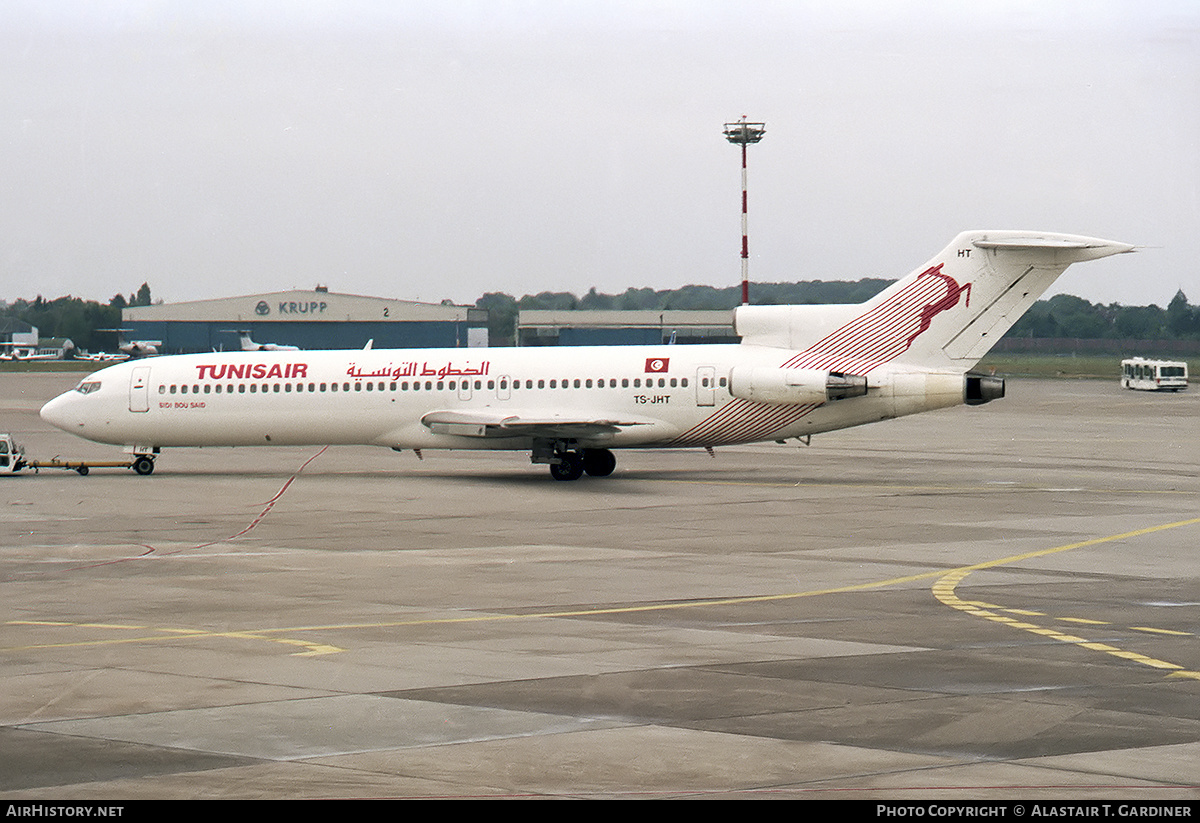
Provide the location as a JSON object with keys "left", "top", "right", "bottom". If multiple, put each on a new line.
{"left": 41, "top": 231, "right": 1132, "bottom": 480}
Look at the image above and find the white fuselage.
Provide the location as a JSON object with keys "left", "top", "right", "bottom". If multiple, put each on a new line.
{"left": 38, "top": 231, "right": 1135, "bottom": 475}
{"left": 38, "top": 344, "right": 962, "bottom": 453}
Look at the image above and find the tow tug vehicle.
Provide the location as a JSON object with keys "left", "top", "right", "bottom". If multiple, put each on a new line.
{"left": 0, "top": 433, "right": 153, "bottom": 476}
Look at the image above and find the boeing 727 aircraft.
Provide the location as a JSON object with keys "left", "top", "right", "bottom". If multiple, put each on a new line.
{"left": 40, "top": 231, "right": 1132, "bottom": 480}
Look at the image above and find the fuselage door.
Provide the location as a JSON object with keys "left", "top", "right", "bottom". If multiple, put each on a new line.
{"left": 129, "top": 366, "right": 151, "bottom": 413}
{"left": 696, "top": 366, "right": 716, "bottom": 407}
{"left": 457, "top": 378, "right": 473, "bottom": 401}
{"left": 497, "top": 375, "right": 512, "bottom": 401}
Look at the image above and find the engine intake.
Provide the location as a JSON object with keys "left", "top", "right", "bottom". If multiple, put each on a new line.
{"left": 729, "top": 367, "right": 868, "bottom": 406}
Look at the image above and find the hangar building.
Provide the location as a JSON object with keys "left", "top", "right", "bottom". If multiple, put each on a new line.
{"left": 123, "top": 288, "right": 488, "bottom": 354}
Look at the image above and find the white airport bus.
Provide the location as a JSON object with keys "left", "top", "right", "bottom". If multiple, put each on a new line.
{"left": 1120, "top": 357, "right": 1189, "bottom": 392}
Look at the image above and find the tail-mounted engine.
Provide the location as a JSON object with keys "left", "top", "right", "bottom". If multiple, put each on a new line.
{"left": 965, "top": 373, "right": 1005, "bottom": 405}
{"left": 729, "top": 367, "right": 868, "bottom": 406}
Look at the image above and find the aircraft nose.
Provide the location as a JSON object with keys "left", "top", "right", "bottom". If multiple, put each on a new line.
{"left": 40, "top": 392, "right": 78, "bottom": 432}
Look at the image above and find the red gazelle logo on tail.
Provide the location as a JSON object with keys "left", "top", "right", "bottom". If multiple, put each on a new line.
{"left": 782, "top": 263, "right": 973, "bottom": 373}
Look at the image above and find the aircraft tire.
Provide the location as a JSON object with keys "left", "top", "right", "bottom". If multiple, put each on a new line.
{"left": 549, "top": 452, "right": 584, "bottom": 481}
{"left": 582, "top": 448, "right": 616, "bottom": 477}
{"left": 132, "top": 456, "right": 155, "bottom": 476}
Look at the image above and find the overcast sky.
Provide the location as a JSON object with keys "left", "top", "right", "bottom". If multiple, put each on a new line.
{"left": 2, "top": 1, "right": 1197, "bottom": 309}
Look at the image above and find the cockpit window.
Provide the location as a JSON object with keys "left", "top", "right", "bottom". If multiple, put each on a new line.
{"left": 76, "top": 381, "right": 102, "bottom": 394}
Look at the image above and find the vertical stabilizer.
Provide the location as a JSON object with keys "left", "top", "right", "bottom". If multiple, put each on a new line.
{"left": 765, "top": 231, "right": 1132, "bottom": 373}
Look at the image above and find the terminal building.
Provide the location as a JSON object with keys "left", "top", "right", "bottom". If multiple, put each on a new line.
{"left": 516, "top": 309, "right": 737, "bottom": 347}
{"left": 123, "top": 288, "right": 488, "bottom": 354}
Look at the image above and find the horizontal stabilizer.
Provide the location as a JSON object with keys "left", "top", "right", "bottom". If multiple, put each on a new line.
{"left": 971, "top": 235, "right": 1134, "bottom": 262}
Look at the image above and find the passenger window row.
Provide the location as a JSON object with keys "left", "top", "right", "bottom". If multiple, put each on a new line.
{"left": 155, "top": 375, "right": 722, "bottom": 396}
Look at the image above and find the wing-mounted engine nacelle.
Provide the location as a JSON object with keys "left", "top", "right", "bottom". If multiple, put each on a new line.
{"left": 965, "top": 373, "right": 1005, "bottom": 406}
{"left": 729, "top": 366, "right": 868, "bottom": 406}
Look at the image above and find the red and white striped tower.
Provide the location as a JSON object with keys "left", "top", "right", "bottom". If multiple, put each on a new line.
{"left": 723, "top": 117, "right": 766, "bottom": 305}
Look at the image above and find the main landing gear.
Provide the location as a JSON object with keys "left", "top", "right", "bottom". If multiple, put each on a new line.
{"left": 132, "top": 455, "right": 155, "bottom": 475}
{"left": 533, "top": 441, "right": 617, "bottom": 481}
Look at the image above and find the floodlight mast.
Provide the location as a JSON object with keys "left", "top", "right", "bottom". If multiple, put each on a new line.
{"left": 723, "top": 117, "right": 765, "bottom": 306}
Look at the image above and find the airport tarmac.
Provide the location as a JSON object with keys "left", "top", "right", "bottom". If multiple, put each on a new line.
{"left": 1, "top": 371, "right": 1198, "bottom": 799}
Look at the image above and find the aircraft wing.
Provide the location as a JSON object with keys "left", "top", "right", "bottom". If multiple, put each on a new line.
{"left": 420, "top": 409, "right": 657, "bottom": 439}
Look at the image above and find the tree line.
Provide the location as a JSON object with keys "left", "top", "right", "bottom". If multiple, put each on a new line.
{"left": 480, "top": 283, "right": 1200, "bottom": 346}
{"left": 1006, "top": 290, "right": 1200, "bottom": 341}
{"left": 0, "top": 284, "right": 152, "bottom": 353}
{"left": 3, "top": 281, "right": 1199, "bottom": 350}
